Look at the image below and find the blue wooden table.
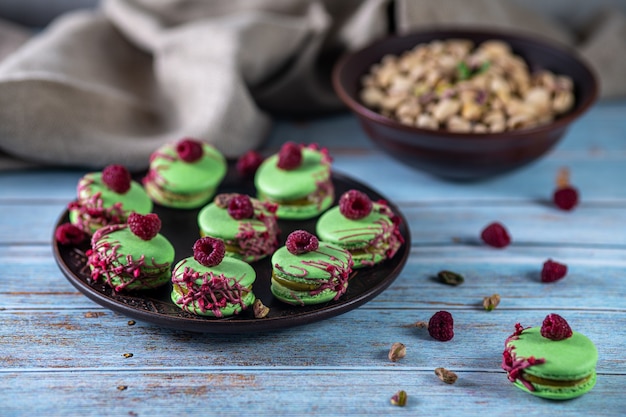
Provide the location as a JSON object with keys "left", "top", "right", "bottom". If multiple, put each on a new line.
{"left": 1, "top": 101, "right": 625, "bottom": 416}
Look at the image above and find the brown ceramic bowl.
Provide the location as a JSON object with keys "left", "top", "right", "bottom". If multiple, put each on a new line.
{"left": 332, "top": 28, "right": 598, "bottom": 181}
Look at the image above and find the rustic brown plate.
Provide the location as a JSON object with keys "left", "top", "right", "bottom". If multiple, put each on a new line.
{"left": 53, "top": 168, "right": 410, "bottom": 333}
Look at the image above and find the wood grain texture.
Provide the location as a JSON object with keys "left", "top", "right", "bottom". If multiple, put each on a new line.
{"left": 1, "top": 100, "right": 625, "bottom": 416}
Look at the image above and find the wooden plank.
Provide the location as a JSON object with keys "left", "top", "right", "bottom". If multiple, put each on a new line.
{"left": 0, "top": 309, "right": 622, "bottom": 373}
{"left": 1, "top": 370, "right": 622, "bottom": 417}
{"left": 3, "top": 201, "right": 625, "bottom": 246}
{"left": 2, "top": 245, "right": 625, "bottom": 311}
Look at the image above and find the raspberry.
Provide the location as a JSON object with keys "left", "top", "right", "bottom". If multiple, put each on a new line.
{"left": 193, "top": 237, "right": 225, "bottom": 267}
{"left": 286, "top": 230, "right": 319, "bottom": 255}
{"left": 428, "top": 311, "right": 454, "bottom": 342}
{"left": 541, "top": 259, "right": 567, "bottom": 283}
{"left": 236, "top": 150, "right": 264, "bottom": 178}
{"left": 339, "top": 189, "right": 373, "bottom": 220}
{"left": 541, "top": 313, "right": 573, "bottom": 340}
{"left": 55, "top": 223, "right": 86, "bottom": 245}
{"left": 277, "top": 142, "right": 302, "bottom": 170}
{"left": 227, "top": 194, "right": 254, "bottom": 219}
{"left": 553, "top": 186, "right": 579, "bottom": 211}
{"left": 127, "top": 212, "right": 161, "bottom": 240}
{"left": 176, "top": 138, "right": 204, "bottom": 162}
{"left": 480, "top": 222, "right": 511, "bottom": 248}
{"left": 102, "top": 164, "right": 131, "bottom": 194}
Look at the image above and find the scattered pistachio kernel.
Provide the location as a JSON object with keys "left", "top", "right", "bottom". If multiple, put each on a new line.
{"left": 127, "top": 320, "right": 136, "bottom": 326}
{"left": 117, "top": 385, "right": 128, "bottom": 391}
{"left": 437, "top": 270, "right": 464, "bottom": 286}
{"left": 414, "top": 321, "right": 428, "bottom": 329}
{"left": 388, "top": 342, "right": 406, "bottom": 362}
{"left": 122, "top": 353, "right": 134, "bottom": 358}
{"left": 390, "top": 390, "right": 408, "bottom": 406}
{"left": 435, "top": 367, "right": 458, "bottom": 384}
{"left": 253, "top": 299, "right": 270, "bottom": 319}
{"left": 483, "top": 293, "right": 501, "bottom": 311}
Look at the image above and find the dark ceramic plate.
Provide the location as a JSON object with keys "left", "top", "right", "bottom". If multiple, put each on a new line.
{"left": 53, "top": 168, "right": 410, "bottom": 333}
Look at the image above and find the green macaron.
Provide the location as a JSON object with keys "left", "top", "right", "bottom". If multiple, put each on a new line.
{"left": 503, "top": 325, "right": 598, "bottom": 400}
{"left": 315, "top": 202, "right": 403, "bottom": 268}
{"left": 87, "top": 225, "right": 175, "bottom": 292}
{"left": 144, "top": 140, "right": 227, "bottom": 209}
{"left": 270, "top": 242, "right": 353, "bottom": 306}
{"left": 254, "top": 145, "right": 334, "bottom": 220}
{"left": 171, "top": 256, "right": 256, "bottom": 317}
{"left": 197, "top": 194, "right": 280, "bottom": 263}
{"left": 69, "top": 172, "right": 152, "bottom": 234}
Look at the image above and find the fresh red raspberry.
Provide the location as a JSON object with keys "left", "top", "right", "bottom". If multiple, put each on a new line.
{"left": 277, "top": 142, "right": 302, "bottom": 170}
{"left": 553, "top": 186, "right": 579, "bottom": 211}
{"left": 236, "top": 150, "right": 264, "bottom": 178}
{"left": 176, "top": 138, "right": 204, "bottom": 162}
{"left": 339, "top": 189, "right": 373, "bottom": 220}
{"left": 227, "top": 194, "right": 254, "bottom": 219}
{"left": 286, "top": 230, "right": 319, "bottom": 255}
{"left": 541, "top": 313, "right": 573, "bottom": 340}
{"left": 55, "top": 223, "right": 86, "bottom": 245}
{"left": 428, "top": 311, "right": 454, "bottom": 342}
{"left": 127, "top": 212, "right": 161, "bottom": 241}
{"left": 102, "top": 164, "right": 131, "bottom": 194}
{"left": 541, "top": 259, "right": 567, "bottom": 283}
{"left": 480, "top": 222, "right": 511, "bottom": 248}
{"left": 193, "top": 237, "right": 225, "bottom": 267}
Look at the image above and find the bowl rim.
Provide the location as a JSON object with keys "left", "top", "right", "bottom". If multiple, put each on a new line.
{"left": 332, "top": 26, "right": 599, "bottom": 141}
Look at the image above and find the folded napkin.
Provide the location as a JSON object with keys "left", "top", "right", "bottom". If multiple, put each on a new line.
{"left": 0, "top": 0, "right": 624, "bottom": 170}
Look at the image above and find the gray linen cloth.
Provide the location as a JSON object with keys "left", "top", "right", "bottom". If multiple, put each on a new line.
{"left": 0, "top": 0, "right": 624, "bottom": 170}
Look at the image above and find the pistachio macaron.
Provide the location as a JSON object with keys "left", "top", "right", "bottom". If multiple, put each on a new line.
{"left": 87, "top": 213, "right": 174, "bottom": 292}
{"left": 255, "top": 142, "right": 334, "bottom": 220}
{"left": 171, "top": 237, "right": 256, "bottom": 317}
{"left": 270, "top": 230, "right": 353, "bottom": 306}
{"left": 143, "top": 138, "right": 227, "bottom": 209}
{"left": 197, "top": 193, "right": 280, "bottom": 263}
{"left": 316, "top": 189, "right": 404, "bottom": 268}
{"left": 69, "top": 164, "right": 152, "bottom": 234}
{"left": 502, "top": 314, "right": 598, "bottom": 400}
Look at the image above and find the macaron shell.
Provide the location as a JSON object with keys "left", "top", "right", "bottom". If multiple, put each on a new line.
{"left": 173, "top": 256, "right": 257, "bottom": 289}
{"left": 507, "top": 327, "right": 598, "bottom": 399}
{"left": 198, "top": 202, "right": 269, "bottom": 240}
{"left": 170, "top": 287, "right": 256, "bottom": 317}
{"left": 255, "top": 148, "right": 330, "bottom": 200}
{"left": 148, "top": 143, "right": 227, "bottom": 193}
{"left": 105, "top": 228, "right": 175, "bottom": 267}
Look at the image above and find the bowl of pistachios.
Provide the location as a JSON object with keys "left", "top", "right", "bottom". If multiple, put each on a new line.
{"left": 332, "top": 28, "right": 598, "bottom": 181}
